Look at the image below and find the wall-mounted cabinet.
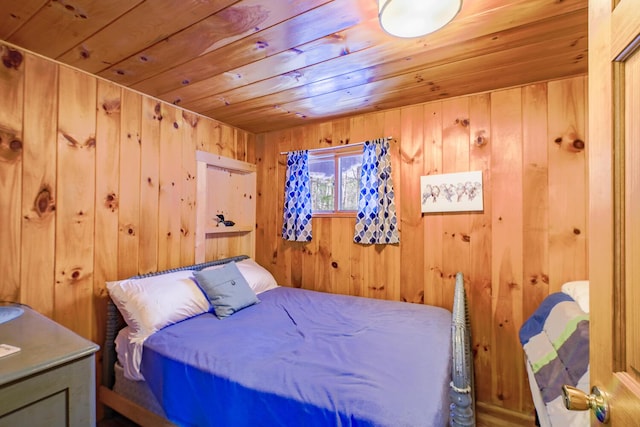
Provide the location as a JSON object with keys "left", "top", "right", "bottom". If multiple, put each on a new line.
{"left": 195, "top": 151, "right": 256, "bottom": 263}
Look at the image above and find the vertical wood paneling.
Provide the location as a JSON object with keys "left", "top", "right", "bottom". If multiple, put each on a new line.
{"left": 330, "top": 119, "right": 353, "bottom": 297}
{"left": 547, "top": 77, "right": 588, "bottom": 292}
{"left": 441, "top": 98, "right": 471, "bottom": 311}
{"left": 299, "top": 125, "right": 318, "bottom": 290}
{"left": 21, "top": 54, "right": 56, "bottom": 316}
{"left": 220, "top": 125, "right": 235, "bottom": 158}
{"left": 423, "top": 102, "right": 444, "bottom": 308}
{"left": 361, "top": 112, "right": 388, "bottom": 300}
{"left": 0, "top": 45, "right": 255, "bottom": 401}
{"left": 522, "top": 83, "right": 550, "bottom": 323}
{"left": 158, "top": 105, "right": 183, "bottom": 269}
{"left": 54, "top": 66, "right": 96, "bottom": 339}
{"left": 94, "top": 80, "right": 121, "bottom": 364}
{"left": 276, "top": 130, "right": 296, "bottom": 287}
{"left": 138, "top": 98, "right": 161, "bottom": 274}
{"left": 196, "top": 118, "right": 216, "bottom": 152}
{"left": 383, "top": 109, "right": 402, "bottom": 302}
{"left": 254, "top": 134, "right": 270, "bottom": 268}
{"left": 468, "top": 92, "right": 493, "bottom": 403}
{"left": 348, "top": 115, "right": 367, "bottom": 297}
{"left": 118, "top": 90, "right": 141, "bottom": 278}
{"left": 256, "top": 78, "right": 587, "bottom": 420}
{"left": 181, "top": 111, "right": 199, "bottom": 266}
{"left": 490, "top": 88, "right": 524, "bottom": 411}
{"left": 1, "top": 39, "right": 588, "bottom": 423}
{"left": 0, "top": 45, "right": 24, "bottom": 304}
{"left": 399, "top": 104, "right": 425, "bottom": 303}
{"left": 314, "top": 122, "right": 334, "bottom": 294}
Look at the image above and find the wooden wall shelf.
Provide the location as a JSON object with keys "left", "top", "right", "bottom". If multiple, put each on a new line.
{"left": 195, "top": 151, "right": 256, "bottom": 263}
{"left": 205, "top": 225, "right": 254, "bottom": 234}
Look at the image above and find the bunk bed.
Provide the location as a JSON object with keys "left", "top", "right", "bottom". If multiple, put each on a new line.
{"left": 99, "top": 255, "right": 475, "bottom": 427}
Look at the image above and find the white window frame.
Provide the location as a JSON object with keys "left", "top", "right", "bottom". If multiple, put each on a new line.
{"left": 309, "top": 146, "right": 362, "bottom": 217}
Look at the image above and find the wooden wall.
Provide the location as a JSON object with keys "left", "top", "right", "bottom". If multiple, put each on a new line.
{"left": 254, "top": 75, "right": 588, "bottom": 423}
{"left": 0, "top": 39, "right": 588, "bottom": 424}
{"left": 0, "top": 43, "right": 254, "bottom": 381}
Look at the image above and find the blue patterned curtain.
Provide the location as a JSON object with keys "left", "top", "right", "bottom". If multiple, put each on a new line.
{"left": 282, "top": 150, "right": 313, "bottom": 242}
{"left": 353, "top": 138, "right": 400, "bottom": 244}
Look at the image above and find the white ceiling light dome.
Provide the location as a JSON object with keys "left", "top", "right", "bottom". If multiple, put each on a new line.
{"left": 378, "top": 0, "right": 462, "bottom": 38}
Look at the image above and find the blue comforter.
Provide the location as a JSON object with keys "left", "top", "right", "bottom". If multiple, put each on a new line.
{"left": 141, "top": 287, "right": 452, "bottom": 427}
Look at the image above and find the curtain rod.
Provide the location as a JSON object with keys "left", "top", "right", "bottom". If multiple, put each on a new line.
{"left": 279, "top": 136, "right": 393, "bottom": 155}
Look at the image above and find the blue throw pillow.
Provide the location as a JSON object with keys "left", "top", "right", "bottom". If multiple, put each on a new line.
{"left": 194, "top": 262, "right": 259, "bottom": 318}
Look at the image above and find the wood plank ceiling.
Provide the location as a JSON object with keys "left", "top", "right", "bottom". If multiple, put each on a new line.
{"left": 0, "top": 0, "right": 588, "bottom": 134}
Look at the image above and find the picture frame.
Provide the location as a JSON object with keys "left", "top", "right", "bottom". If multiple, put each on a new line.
{"left": 421, "top": 171, "right": 484, "bottom": 213}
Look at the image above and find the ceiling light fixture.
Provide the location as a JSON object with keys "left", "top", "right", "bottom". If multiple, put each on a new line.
{"left": 378, "top": 0, "right": 462, "bottom": 38}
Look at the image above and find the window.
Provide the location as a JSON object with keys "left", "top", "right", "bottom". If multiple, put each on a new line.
{"left": 308, "top": 148, "right": 362, "bottom": 215}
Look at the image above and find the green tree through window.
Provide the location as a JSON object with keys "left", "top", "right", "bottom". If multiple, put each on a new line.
{"left": 308, "top": 149, "right": 362, "bottom": 214}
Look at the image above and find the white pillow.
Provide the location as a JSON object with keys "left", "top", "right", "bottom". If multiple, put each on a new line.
{"left": 561, "top": 280, "right": 589, "bottom": 313}
{"left": 204, "top": 259, "right": 278, "bottom": 294}
{"left": 107, "top": 270, "right": 210, "bottom": 342}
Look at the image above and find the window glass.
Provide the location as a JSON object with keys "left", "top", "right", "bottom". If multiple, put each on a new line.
{"left": 339, "top": 155, "right": 361, "bottom": 211}
{"left": 309, "top": 157, "right": 334, "bottom": 212}
{"left": 309, "top": 150, "right": 362, "bottom": 215}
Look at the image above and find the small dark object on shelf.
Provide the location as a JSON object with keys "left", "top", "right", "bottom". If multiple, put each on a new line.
{"left": 216, "top": 214, "right": 235, "bottom": 227}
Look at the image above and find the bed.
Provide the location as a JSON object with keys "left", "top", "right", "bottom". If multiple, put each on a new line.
{"left": 519, "top": 282, "right": 590, "bottom": 427}
{"left": 100, "top": 255, "right": 475, "bottom": 427}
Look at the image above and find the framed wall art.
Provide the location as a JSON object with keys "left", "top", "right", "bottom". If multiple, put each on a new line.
{"left": 421, "top": 171, "right": 483, "bottom": 213}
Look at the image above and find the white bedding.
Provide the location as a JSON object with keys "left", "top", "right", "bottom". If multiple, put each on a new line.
{"left": 115, "top": 326, "right": 146, "bottom": 381}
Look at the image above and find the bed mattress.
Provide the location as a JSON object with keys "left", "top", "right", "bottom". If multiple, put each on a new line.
{"left": 139, "top": 286, "right": 452, "bottom": 427}
{"left": 113, "top": 362, "right": 166, "bottom": 419}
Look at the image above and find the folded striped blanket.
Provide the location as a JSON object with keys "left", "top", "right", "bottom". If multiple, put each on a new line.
{"left": 519, "top": 293, "right": 589, "bottom": 426}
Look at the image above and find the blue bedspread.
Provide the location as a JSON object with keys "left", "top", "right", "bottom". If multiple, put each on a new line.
{"left": 141, "top": 287, "right": 452, "bottom": 427}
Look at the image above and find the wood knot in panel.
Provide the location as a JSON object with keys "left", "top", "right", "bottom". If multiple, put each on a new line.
{"left": 554, "top": 129, "right": 585, "bottom": 153}
{"left": 154, "top": 103, "right": 163, "bottom": 121}
{"left": 78, "top": 45, "right": 90, "bottom": 59}
{"left": 52, "top": 0, "right": 89, "bottom": 19}
{"left": 121, "top": 223, "right": 136, "bottom": 236}
{"left": 218, "top": 5, "right": 269, "bottom": 36}
{"left": 0, "top": 128, "right": 22, "bottom": 163}
{"left": 34, "top": 186, "right": 55, "bottom": 217}
{"left": 104, "top": 192, "right": 118, "bottom": 212}
{"left": 455, "top": 118, "right": 470, "bottom": 127}
{"left": 474, "top": 130, "right": 488, "bottom": 147}
{"left": 102, "top": 99, "right": 121, "bottom": 115}
{"left": 182, "top": 111, "right": 199, "bottom": 128}
{"left": 60, "top": 267, "right": 84, "bottom": 283}
{"left": 1, "top": 46, "right": 23, "bottom": 69}
{"left": 62, "top": 132, "right": 96, "bottom": 149}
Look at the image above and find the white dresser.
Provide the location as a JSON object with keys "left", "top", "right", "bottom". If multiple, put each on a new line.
{"left": 0, "top": 304, "right": 99, "bottom": 426}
